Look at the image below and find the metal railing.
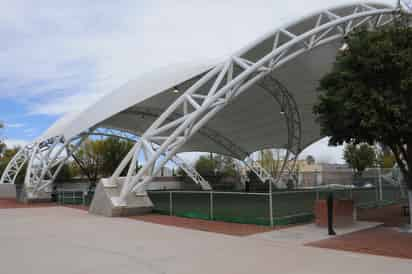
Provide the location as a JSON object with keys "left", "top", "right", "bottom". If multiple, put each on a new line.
{"left": 57, "top": 189, "right": 91, "bottom": 206}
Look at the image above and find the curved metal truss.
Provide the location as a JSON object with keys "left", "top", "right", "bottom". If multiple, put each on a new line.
{"left": 246, "top": 75, "right": 302, "bottom": 185}
{"left": 89, "top": 128, "right": 212, "bottom": 190}
{"left": 0, "top": 127, "right": 213, "bottom": 197}
{"left": 108, "top": 4, "right": 397, "bottom": 204}
{"left": 24, "top": 136, "right": 85, "bottom": 199}
{"left": 124, "top": 107, "right": 289, "bottom": 186}
{"left": 0, "top": 144, "right": 35, "bottom": 184}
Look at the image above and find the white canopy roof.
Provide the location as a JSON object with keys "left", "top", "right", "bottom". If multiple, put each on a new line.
{"left": 39, "top": 1, "right": 393, "bottom": 158}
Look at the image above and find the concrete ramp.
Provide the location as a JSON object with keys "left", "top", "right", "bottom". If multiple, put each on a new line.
{"left": 0, "top": 184, "right": 16, "bottom": 198}
{"left": 89, "top": 178, "right": 153, "bottom": 217}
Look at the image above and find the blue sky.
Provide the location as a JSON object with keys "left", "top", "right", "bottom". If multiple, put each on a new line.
{"left": 0, "top": 0, "right": 396, "bottom": 163}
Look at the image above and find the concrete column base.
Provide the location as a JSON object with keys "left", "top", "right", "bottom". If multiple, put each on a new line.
{"left": 89, "top": 178, "right": 153, "bottom": 217}
{"left": 0, "top": 184, "right": 17, "bottom": 199}
{"left": 21, "top": 189, "right": 52, "bottom": 203}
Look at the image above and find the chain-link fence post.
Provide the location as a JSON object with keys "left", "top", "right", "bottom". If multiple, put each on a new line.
{"left": 375, "top": 182, "right": 379, "bottom": 205}
{"left": 399, "top": 171, "right": 406, "bottom": 198}
{"left": 269, "top": 182, "right": 274, "bottom": 227}
{"left": 169, "top": 191, "right": 173, "bottom": 216}
{"left": 378, "top": 167, "right": 383, "bottom": 201}
{"left": 210, "top": 191, "right": 214, "bottom": 220}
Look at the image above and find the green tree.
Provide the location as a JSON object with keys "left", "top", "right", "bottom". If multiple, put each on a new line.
{"left": 258, "top": 149, "right": 285, "bottom": 178}
{"left": 99, "top": 137, "right": 134, "bottom": 177}
{"left": 343, "top": 143, "right": 376, "bottom": 177}
{"left": 313, "top": 15, "right": 412, "bottom": 223}
{"left": 306, "top": 155, "right": 316, "bottom": 165}
{"left": 54, "top": 163, "right": 74, "bottom": 183}
{"left": 0, "top": 122, "right": 5, "bottom": 156}
{"left": 73, "top": 139, "right": 104, "bottom": 183}
{"left": 73, "top": 138, "right": 134, "bottom": 184}
{"left": 214, "top": 154, "right": 237, "bottom": 177}
{"left": 377, "top": 146, "right": 396, "bottom": 168}
{"left": 195, "top": 155, "right": 218, "bottom": 177}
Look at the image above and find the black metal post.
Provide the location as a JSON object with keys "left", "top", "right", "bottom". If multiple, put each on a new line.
{"left": 327, "top": 192, "right": 336, "bottom": 235}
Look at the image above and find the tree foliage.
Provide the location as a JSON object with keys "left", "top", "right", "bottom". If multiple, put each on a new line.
{"left": 343, "top": 143, "right": 376, "bottom": 176}
{"left": 54, "top": 163, "right": 75, "bottom": 183}
{"left": 377, "top": 146, "right": 396, "bottom": 168}
{"left": 73, "top": 137, "right": 134, "bottom": 184}
{"left": 0, "top": 122, "right": 5, "bottom": 156}
{"left": 214, "top": 154, "right": 237, "bottom": 177}
{"left": 195, "top": 155, "right": 219, "bottom": 177}
{"left": 194, "top": 154, "right": 238, "bottom": 178}
{"left": 305, "top": 155, "right": 316, "bottom": 165}
{"left": 313, "top": 15, "right": 412, "bottom": 188}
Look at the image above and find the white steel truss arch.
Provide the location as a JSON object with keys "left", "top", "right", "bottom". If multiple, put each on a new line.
{"left": 123, "top": 107, "right": 290, "bottom": 186}
{"left": 0, "top": 4, "right": 399, "bottom": 202}
{"left": 109, "top": 4, "right": 397, "bottom": 203}
{"left": 24, "top": 136, "right": 86, "bottom": 198}
{"left": 88, "top": 127, "right": 213, "bottom": 190}
{"left": 254, "top": 75, "right": 302, "bottom": 185}
{"left": 0, "top": 144, "right": 35, "bottom": 184}
{"left": 11, "top": 127, "right": 212, "bottom": 197}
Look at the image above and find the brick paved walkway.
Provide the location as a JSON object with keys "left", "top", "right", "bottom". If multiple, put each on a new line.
{"left": 307, "top": 204, "right": 412, "bottom": 260}
{"left": 130, "top": 214, "right": 294, "bottom": 236}
{"left": 0, "top": 198, "right": 57, "bottom": 209}
{"left": 357, "top": 204, "right": 409, "bottom": 226}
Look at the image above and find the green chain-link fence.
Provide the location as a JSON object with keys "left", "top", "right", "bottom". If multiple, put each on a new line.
{"left": 148, "top": 185, "right": 406, "bottom": 226}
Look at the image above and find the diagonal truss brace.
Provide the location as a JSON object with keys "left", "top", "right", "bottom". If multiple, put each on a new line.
{"left": 91, "top": 127, "right": 212, "bottom": 190}
{"left": 123, "top": 107, "right": 280, "bottom": 186}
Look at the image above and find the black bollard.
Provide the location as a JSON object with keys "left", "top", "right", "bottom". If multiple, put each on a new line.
{"left": 327, "top": 192, "right": 336, "bottom": 235}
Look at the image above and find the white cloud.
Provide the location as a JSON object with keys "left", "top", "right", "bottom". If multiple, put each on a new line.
{"left": 0, "top": 0, "right": 393, "bottom": 165}
{"left": 299, "top": 137, "right": 345, "bottom": 164}
{"left": 5, "top": 123, "right": 24, "bottom": 128}
{"left": 4, "top": 138, "right": 28, "bottom": 148}
{"left": 0, "top": 0, "right": 395, "bottom": 116}
{"left": 176, "top": 152, "right": 207, "bottom": 165}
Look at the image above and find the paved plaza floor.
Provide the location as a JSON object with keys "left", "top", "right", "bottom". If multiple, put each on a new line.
{"left": 247, "top": 221, "right": 381, "bottom": 245}
{"left": 0, "top": 206, "right": 411, "bottom": 274}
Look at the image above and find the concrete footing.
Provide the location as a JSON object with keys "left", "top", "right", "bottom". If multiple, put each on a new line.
{"left": 89, "top": 178, "right": 153, "bottom": 217}
{"left": 0, "top": 184, "right": 17, "bottom": 198}
{"left": 20, "top": 188, "right": 52, "bottom": 203}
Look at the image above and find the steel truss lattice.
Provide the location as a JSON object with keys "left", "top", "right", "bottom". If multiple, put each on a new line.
{"left": 108, "top": 4, "right": 397, "bottom": 204}
{"left": 245, "top": 75, "right": 302, "bottom": 186}
{"left": 0, "top": 144, "right": 35, "bottom": 185}
{"left": 124, "top": 107, "right": 285, "bottom": 186}
{"left": 0, "top": 127, "right": 213, "bottom": 196}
